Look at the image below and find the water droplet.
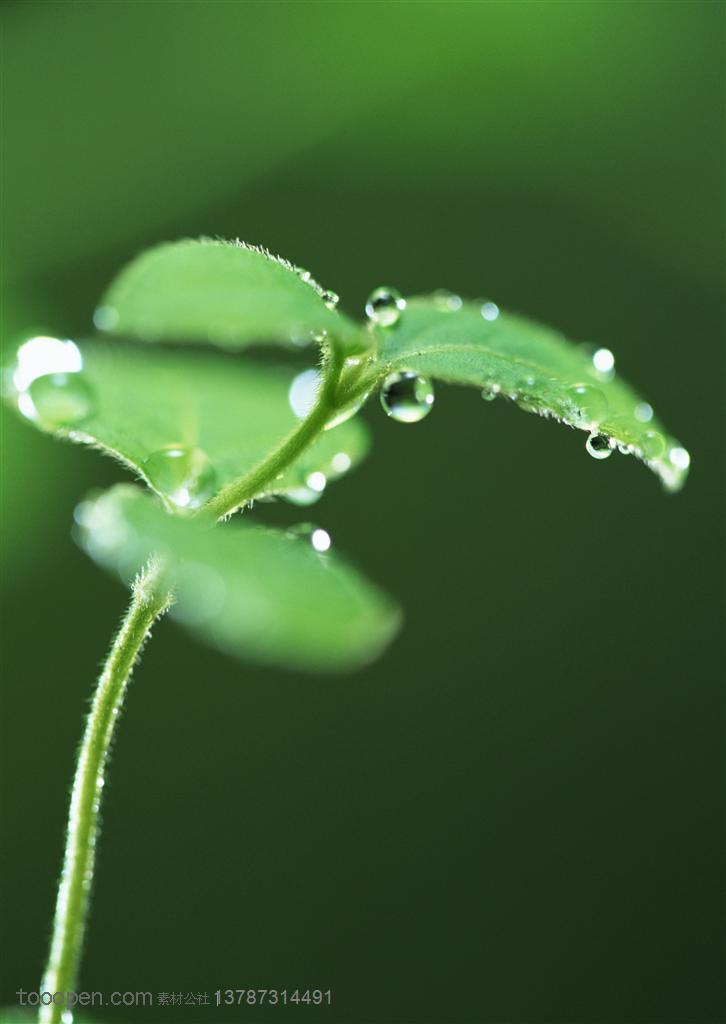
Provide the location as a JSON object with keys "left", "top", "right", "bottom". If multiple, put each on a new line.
{"left": 27, "top": 372, "right": 95, "bottom": 427}
{"left": 481, "top": 301, "right": 500, "bottom": 322}
{"left": 592, "top": 347, "right": 615, "bottom": 376}
{"left": 586, "top": 432, "right": 614, "bottom": 460}
{"left": 365, "top": 286, "right": 406, "bottom": 327}
{"left": 634, "top": 402, "right": 653, "bottom": 423}
{"left": 295, "top": 266, "right": 312, "bottom": 283}
{"left": 321, "top": 290, "right": 339, "bottom": 310}
{"left": 481, "top": 383, "right": 501, "bottom": 401}
{"left": 93, "top": 305, "right": 119, "bottom": 331}
{"left": 669, "top": 446, "right": 690, "bottom": 471}
{"left": 289, "top": 368, "right": 320, "bottom": 419}
{"left": 287, "top": 523, "right": 332, "bottom": 553}
{"left": 143, "top": 446, "right": 217, "bottom": 509}
{"left": 284, "top": 487, "right": 323, "bottom": 507}
{"left": 380, "top": 371, "right": 435, "bottom": 423}
{"left": 432, "top": 290, "right": 462, "bottom": 312}
{"left": 12, "top": 335, "right": 83, "bottom": 392}
{"left": 639, "top": 430, "right": 666, "bottom": 459}
{"left": 566, "top": 383, "right": 608, "bottom": 426}
{"left": 331, "top": 451, "right": 352, "bottom": 474}
{"left": 306, "top": 471, "right": 327, "bottom": 493}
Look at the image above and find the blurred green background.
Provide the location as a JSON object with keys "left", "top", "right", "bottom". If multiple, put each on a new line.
{"left": 1, "top": 2, "right": 724, "bottom": 1022}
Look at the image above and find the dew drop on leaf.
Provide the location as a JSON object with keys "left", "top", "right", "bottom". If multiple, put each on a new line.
{"left": 289, "top": 368, "right": 320, "bottom": 419}
{"left": 93, "top": 305, "right": 120, "bottom": 331}
{"left": 321, "top": 290, "right": 339, "bottom": 310}
{"left": 305, "top": 471, "right": 327, "bottom": 493}
{"left": 481, "top": 383, "right": 501, "bottom": 401}
{"left": 365, "top": 286, "right": 406, "bottom": 327}
{"left": 331, "top": 451, "right": 352, "bottom": 474}
{"left": 432, "top": 290, "right": 463, "bottom": 312}
{"left": 566, "top": 383, "right": 608, "bottom": 427}
{"left": 380, "top": 371, "right": 435, "bottom": 423}
{"left": 27, "top": 371, "right": 95, "bottom": 427}
{"left": 634, "top": 402, "right": 654, "bottom": 423}
{"left": 585, "top": 432, "right": 614, "bottom": 460}
{"left": 592, "top": 347, "right": 615, "bottom": 376}
{"left": 639, "top": 429, "right": 666, "bottom": 459}
{"left": 287, "top": 522, "right": 332, "bottom": 552}
{"left": 669, "top": 445, "right": 690, "bottom": 470}
{"left": 480, "top": 300, "right": 500, "bottom": 322}
{"left": 143, "top": 446, "right": 217, "bottom": 510}
{"left": 283, "top": 487, "right": 323, "bottom": 507}
{"left": 12, "top": 335, "right": 83, "bottom": 391}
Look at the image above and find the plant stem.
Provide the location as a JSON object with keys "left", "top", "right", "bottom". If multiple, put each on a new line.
{"left": 39, "top": 561, "right": 171, "bottom": 1024}
{"left": 202, "top": 346, "right": 345, "bottom": 521}
{"left": 40, "top": 344, "right": 350, "bottom": 1021}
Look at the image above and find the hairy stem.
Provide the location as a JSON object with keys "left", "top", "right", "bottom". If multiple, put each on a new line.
{"left": 40, "top": 345, "right": 350, "bottom": 1022}
{"left": 39, "top": 562, "right": 171, "bottom": 1024}
{"left": 202, "top": 346, "right": 345, "bottom": 521}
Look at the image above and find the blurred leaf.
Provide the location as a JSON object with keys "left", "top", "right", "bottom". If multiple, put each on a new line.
{"left": 77, "top": 485, "right": 400, "bottom": 671}
{"left": 371, "top": 298, "right": 690, "bottom": 490}
{"left": 98, "top": 239, "right": 365, "bottom": 353}
{"left": 7, "top": 338, "right": 368, "bottom": 510}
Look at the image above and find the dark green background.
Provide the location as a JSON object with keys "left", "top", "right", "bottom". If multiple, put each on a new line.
{"left": 1, "top": 3, "right": 724, "bottom": 1022}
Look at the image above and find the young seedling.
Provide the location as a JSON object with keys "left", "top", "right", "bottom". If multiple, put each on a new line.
{"left": 6, "top": 240, "right": 689, "bottom": 1023}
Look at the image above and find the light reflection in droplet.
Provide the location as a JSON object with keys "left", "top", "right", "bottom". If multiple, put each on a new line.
{"left": 306, "top": 471, "right": 327, "bottom": 493}
{"left": 433, "top": 290, "right": 462, "bottom": 312}
{"left": 669, "top": 446, "right": 690, "bottom": 470}
{"left": 311, "top": 528, "right": 331, "bottom": 553}
{"left": 284, "top": 487, "right": 322, "bottom": 507}
{"left": 592, "top": 347, "right": 615, "bottom": 375}
{"left": 481, "top": 301, "right": 500, "bottom": 322}
{"left": 634, "top": 402, "right": 653, "bottom": 423}
{"left": 13, "top": 336, "right": 83, "bottom": 392}
{"left": 331, "top": 452, "right": 352, "bottom": 474}
{"left": 93, "top": 305, "right": 119, "bottom": 331}
{"left": 289, "top": 368, "right": 320, "bottom": 419}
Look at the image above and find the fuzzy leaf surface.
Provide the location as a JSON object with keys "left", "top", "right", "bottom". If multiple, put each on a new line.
{"left": 8, "top": 340, "right": 368, "bottom": 508}
{"left": 97, "top": 239, "right": 365, "bottom": 353}
{"left": 372, "top": 298, "right": 689, "bottom": 490}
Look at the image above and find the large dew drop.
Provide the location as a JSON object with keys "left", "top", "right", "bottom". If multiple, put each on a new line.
{"left": 365, "top": 287, "right": 406, "bottom": 328}
{"left": 380, "top": 371, "right": 435, "bottom": 423}
{"left": 27, "top": 372, "right": 95, "bottom": 427}
{"left": 585, "top": 432, "right": 614, "bottom": 460}
{"left": 566, "top": 383, "right": 608, "bottom": 427}
{"left": 143, "top": 446, "right": 217, "bottom": 510}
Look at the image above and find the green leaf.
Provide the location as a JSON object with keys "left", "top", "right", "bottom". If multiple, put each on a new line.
{"left": 96, "top": 238, "right": 366, "bottom": 353}
{"left": 7, "top": 337, "right": 368, "bottom": 510}
{"left": 371, "top": 298, "right": 690, "bottom": 491}
{"left": 77, "top": 485, "right": 400, "bottom": 671}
